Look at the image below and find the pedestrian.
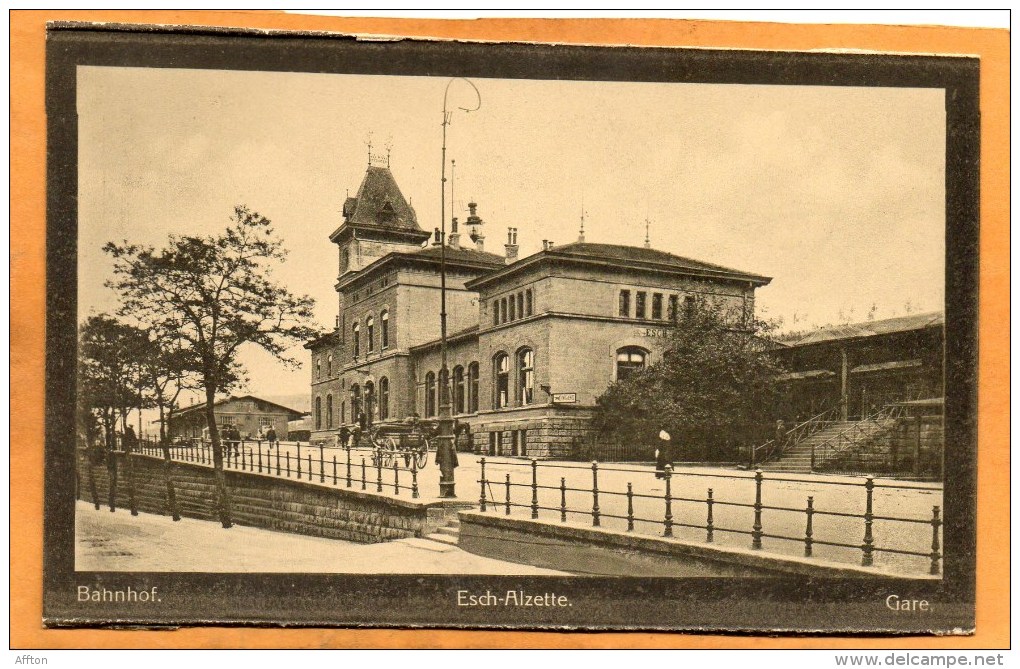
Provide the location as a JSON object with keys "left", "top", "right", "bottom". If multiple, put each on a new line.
{"left": 122, "top": 425, "right": 138, "bottom": 454}
{"left": 266, "top": 426, "right": 278, "bottom": 448}
{"left": 655, "top": 429, "right": 673, "bottom": 479}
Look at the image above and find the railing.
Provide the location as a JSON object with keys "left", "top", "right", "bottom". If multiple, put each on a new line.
{"left": 134, "top": 439, "right": 425, "bottom": 499}
{"left": 476, "top": 458, "right": 943, "bottom": 576}
{"left": 809, "top": 406, "right": 901, "bottom": 473}
{"left": 750, "top": 406, "right": 839, "bottom": 466}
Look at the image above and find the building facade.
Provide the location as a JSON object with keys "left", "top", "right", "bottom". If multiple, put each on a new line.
{"left": 306, "top": 162, "right": 771, "bottom": 457}
{"left": 169, "top": 395, "right": 306, "bottom": 440}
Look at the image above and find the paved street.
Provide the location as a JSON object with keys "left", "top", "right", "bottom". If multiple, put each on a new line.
{"left": 75, "top": 501, "right": 567, "bottom": 574}
{"left": 157, "top": 442, "right": 944, "bottom": 576}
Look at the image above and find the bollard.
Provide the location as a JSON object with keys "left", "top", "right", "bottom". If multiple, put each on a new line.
{"left": 411, "top": 456, "right": 419, "bottom": 499}
{"left": 285, "top": 452, "right": 291, "bottom": 477}
{"left": 361, "top": 457, "right": 367, "bottom": 490}
{"left": 591, "top": 461, "right": 601, "bottom": 527}
{"left": 376, "top": 456, "right": 383, "bottom": 492}
{"left": 706, "top": 488, "right": 715, "bottom": 543}
{"left": 345, "top": 444, "right": 352, "bottom": 488}
{"left": 626, "top": 483, "right": 634, "bottom": 532}
{"left": 319, "top": 444, "right": 325, "bottom": 483}
{"left": 479, "top": 457, "right": 487, "bottom": 512}
{"left": 531, "top": 459, "right": 539, "bottom": 519}
{"left": 394, "top": 461, "right": 400, "bottom": 495}
{"left": 861, "top": 475, "right": 875, "bottom": 567}
{"left": 751, "top": 469, "right": 763, "bottom": 549}
{"left": 560, "top": 477, "right": 567, "bottom": 522}
{"left": 804, "top": 496, "right": 814, "bottom": 557}
{"left": 257, "top": 441, "right": 263, "bottom": 473}
{"left": 663, "top": 465, "right": 673, "bottom": 537}
{"left": 929, "top": 505, "right": 942, "bottom": 575}
{"left": 332, "top": 455, "right": 337, "bottom": 485}
{"left": 505, "top": 473, "right": 511, "bottom": 515}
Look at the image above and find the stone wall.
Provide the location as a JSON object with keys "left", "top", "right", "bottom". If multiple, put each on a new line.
{"left": 77, "top": 451, "right": 464, "bottom": 543}
{"left": 822, "top": 416, "right": 943, "bottom": 477}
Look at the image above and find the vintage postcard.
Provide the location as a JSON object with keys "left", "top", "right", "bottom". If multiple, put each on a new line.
{"left": 16, "top": 13, "right": 1007, "bottom": 644}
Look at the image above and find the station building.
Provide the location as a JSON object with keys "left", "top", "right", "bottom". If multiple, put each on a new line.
{"left": 306, "top": 162, "right": 771, "bottom": 457}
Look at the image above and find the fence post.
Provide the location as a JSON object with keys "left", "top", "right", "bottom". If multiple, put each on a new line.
{"left": 861, "top": 476, "right": 875, "bottom": 567}
{"left": 929, "top": 505, "right": 942, "bottom": 575}
{"left": 275, "top": 444, "right": 281, "bottom": 476}
{"left": 810, "top": 444, "right": 816, "bottom": 472}
{"left": 394, "top": 460, "right": 400, "bottom": 495}
{"left": 560, "top": 477, "right": 567, "bottom": 522}
{"left": 411, "top": 456, "right": 419, "bottom": 499}
{"left": 376, "top": 456, "right": 383, "bottom": 492}
{"left": 706, "top": 488, "right": 714, "bottom": 543}
{"left": 257, "top": 441, "right": 263, "bottom": 473}
{"left": 663, "top": 465, "right": 673, "bottom": 537}
{"left": 126, "top": 453, "right": 138, "bottom": 517}
{"left": 361, "top": 457, "right": 367, "bottom": 490}
{"left": 751, "top": 469, "right": 763, "bottom": 549}
{"left": 332, "top": 455, "right": 337, "bottom": 485}
{"left": 285, "top": 452, "right": 291, "bottom": 477}
{"left": 319, "top": 445, "right": 325, "bottom": 483}
{"left": 307, "top": 452, "right": 313, "bottom": 481}
{"left": 531, "top": 459, "right": 539, "bottom": 519}
{"left": 345, "top": 444, "right": 352, "bottom": 488}
{"left": 479, "top": 457, "right": 487, "bottom": 512}
{"left": 591, "top": 461, "right": 601, "bottom": 527}
{"left": 297, "top": 442, "right": 302, "bottom": 478}
{"left": 804, "top": 496, "right": 814, "bottom": 557}
{"left": 626, "top": 483, "right": 634, "bottom": 532}
{"left": 505, "top": 473, "right": 511, "bottom": 515}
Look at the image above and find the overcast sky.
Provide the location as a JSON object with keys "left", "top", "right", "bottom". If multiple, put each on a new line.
{"left": 78, "top": 65, "right": 945, "bottom": 404}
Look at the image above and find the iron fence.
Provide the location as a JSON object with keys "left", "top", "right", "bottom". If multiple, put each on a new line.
{"left": 476, "top": 457, "right": 943, "bottom": 576}
{"left": 133, "top": 439, "right": 424, "bottom": 499}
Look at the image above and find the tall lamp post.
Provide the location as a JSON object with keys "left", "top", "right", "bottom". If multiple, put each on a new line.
{"left": 437, "top": 77, "right": 481, "bottom": 498}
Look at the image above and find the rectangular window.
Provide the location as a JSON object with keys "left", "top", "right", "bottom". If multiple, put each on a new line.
{"left": 652, "top": 293, "right": 663, "bottom": 319}
{"left": 619, "top": 290, "right": 631, "bottom": 317}
{"left": 493, "top": 300, "right": 499, "bottom": 326}
{"left": 684, "top": 295, "right": 696, "bottom": 317}
{"left": 636, "top": 291, "right": 647, "bottom": 319}
{"left": 488, "top": 432, "right": 497, "bottom": 456}
{"left": 525, "top": 289, "right": 533, "bottom": 316}
{"left": 500, "top": 298, "right": 508, "bottom": 324}
{"left": 517, "top": 293, "right": 524, "bottom": 319}
{"left": 509, "top": 294, "right": 516, "bottom": 321}
{"left": 668, "top": 294, "right": 679, "bottom": 322}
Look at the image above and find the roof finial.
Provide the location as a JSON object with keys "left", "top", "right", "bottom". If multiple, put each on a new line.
{"left": 579, "top": 193, "right": 586, "bottom": 243}
{"left": 365, "top": 131, "right": 373, "bottom": 165}
{"left": 644, "top": 216, "right": 651, "bottom": 249}
{"left": 384, "top": 136, "right": 393, "bottom": 168}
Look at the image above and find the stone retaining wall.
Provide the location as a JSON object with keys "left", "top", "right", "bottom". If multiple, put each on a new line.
{"left": 77, "top": 450, "right": 465, "bottom": 543}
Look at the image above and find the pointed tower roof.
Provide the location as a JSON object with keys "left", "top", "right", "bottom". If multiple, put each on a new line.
{"left": 341, "top": 165, "right": 420, "bottom": 231}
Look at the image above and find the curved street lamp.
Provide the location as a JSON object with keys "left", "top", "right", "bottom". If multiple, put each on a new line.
{"left": 437, "top": 78, "right": 481, "bottom": 499}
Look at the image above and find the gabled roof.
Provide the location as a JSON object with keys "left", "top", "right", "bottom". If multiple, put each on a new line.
{"left": 411, "top": 244, "right": 506, "bottom": 266}
{"left": 780, "top": 311, "right": 944, "bottom": 347}
{"left": 466, "top": 241, "right": 771, "bottom": 290}
{"left": 173, "top": 394, "right": 306, "bottom": 420}
{"left": 342, "top": 165, "right": 420, "bottom": 231}
{"left": 336, "top": 243, "right": 506, "bottom": 293}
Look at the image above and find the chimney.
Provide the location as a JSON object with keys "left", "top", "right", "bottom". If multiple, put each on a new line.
{"left": 432, "top": 227, "right": 443, "bottom": 246}
{"left": 504, "top": 227, "right": 519, "bottom": 264}
{"left": 448, "top": 216, "right": 460, "bottom": 249}
{"left": 542, "top": 240, "right": 555, "bottom": 251}
{"left": 467, "top": 201, "right": 485, "bottom": 252}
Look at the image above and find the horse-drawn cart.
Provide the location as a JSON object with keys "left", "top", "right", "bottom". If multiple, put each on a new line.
{"left": 367, "top": 419, "right": 437, "bottom": 469}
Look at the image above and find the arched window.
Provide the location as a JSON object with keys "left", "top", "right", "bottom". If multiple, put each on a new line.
{"left": 453, "top": 365, "right": 465, "bottom": 414}
{"left": 518, "top": 348, "right": 535, "bottom": 405}
{"left": 494, "top": 353, "right": 510, "bottom": 409}
{"left": 381, "top": 310, "right": 389, "bottom": 349}
{"left": 326, "top": 353, "right": 333, "bottom": 377}
{"left": 425, "top": 372, "right": 437, "bottom": 417}
{"left": 352, "top": 322, "right": 360, "bottom": 359}
{"left": 326, "top": 394, "right": 334, "bottom": 429}
{"left": 364, "top": 381, "right": 375, "bottom": 424}
{"left": 468, "top": 362, "right": 479, "bottom": 413}
{"left": 379, "top": 377, "right": 389, "bottom": 420}
{"left": 314, "top": 396, "right": 322, "bottom": 430}
{"left": 616, "top": 347, "right": 648, "bottom": 381}
{"left": 366, "top": 316, "right": 375, "bottom": 353}
{"left": 315, "top": 356, "right": 321, "bottom": 380}
{"left": 350, "top": 384, "right": 362, "bottom": 422}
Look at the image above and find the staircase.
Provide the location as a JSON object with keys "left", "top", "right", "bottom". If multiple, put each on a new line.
{"left": 758, "top": 418, "right": 897, "bottom": 473}
{"left": 424, "top": 516, "right": 461, "bottom": 546}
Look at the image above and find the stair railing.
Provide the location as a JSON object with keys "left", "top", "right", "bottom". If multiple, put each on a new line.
{"left": 810, "top": 405, "right": 898, "bottom": 472}
{"left": 750, "top": 406, "right": 840, "bottom": 466}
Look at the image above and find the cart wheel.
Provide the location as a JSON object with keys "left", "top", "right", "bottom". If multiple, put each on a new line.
{"left": 414, "top": 447, "right": 428, "bottom": 470}
{"left": 381, "top": 436, "right": 399, "bottom": 467}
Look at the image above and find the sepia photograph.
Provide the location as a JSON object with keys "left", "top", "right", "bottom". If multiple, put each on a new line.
{"left": 40, "top": 23, "right": 980, "bottom": 633}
